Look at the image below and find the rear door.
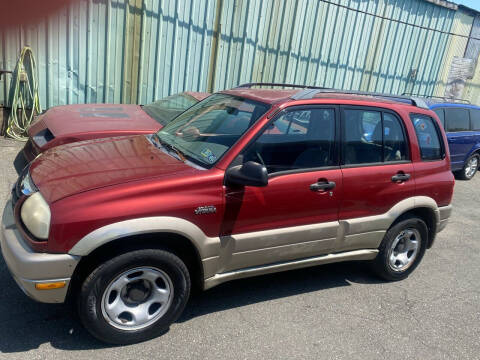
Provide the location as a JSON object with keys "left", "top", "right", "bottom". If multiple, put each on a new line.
{"left": 337, "top": 107, "right": 415, "bottom": 252}
{"left": 220, "top": 106, "right": 342, "bottom": 272}
{"left": 444, "top": 107, "right": 475, "bottom": 170}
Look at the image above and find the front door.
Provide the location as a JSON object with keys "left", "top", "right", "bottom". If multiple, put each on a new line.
{"left": 219, "top": 106, "right": 342, "bottom": 272}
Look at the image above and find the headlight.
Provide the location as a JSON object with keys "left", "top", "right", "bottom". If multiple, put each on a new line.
{"left": 20, "top": 192, "right": 51, "bottom": 240}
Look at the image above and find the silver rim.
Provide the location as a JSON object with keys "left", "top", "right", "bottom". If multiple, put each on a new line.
{"left": 388, "top": 228, "right": 421, "bottom": 272}
{"left": 101, "top": 267, "right": 173, "bottom": 331}
{"left": 465, "top": 157, "right": 478, "bottom": 178}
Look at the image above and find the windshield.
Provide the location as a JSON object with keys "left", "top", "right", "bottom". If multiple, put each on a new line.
{"left": 143, "top": 93, "right": 199, "bottom": 126}
{"left": 156, "top": 93, "right": 270, "bottom": 167}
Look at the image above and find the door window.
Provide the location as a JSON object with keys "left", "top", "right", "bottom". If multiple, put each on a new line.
{"left": 445, "top": 108, "right": 470, "bottom": 132}
{"left": 343, "top": 109, "right": 408, "bottom": 165}
{"left": 433, "top": 108, "right": 445, "bottom": 128}
{"left": 343, "top": 110, "right": 382, "bottom": 165}
{"left": 410, "top": 114, "right": 444, "bottom": 161}
{"left": 383, "top": 113, "right": 408, "bottom": 162}
{"left": 470, "top": 109, "right": 480, "bottom": 131}
{"left": 242, "top": 108, "right": 336, "bottom": 174}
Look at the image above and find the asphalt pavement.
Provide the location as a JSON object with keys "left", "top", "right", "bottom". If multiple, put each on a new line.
{"left": 0, "top": 138, "right": 479, "bottom": 359}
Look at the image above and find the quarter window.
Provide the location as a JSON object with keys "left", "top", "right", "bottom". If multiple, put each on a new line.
{"left": 242, "top": 108, "right": 336, "bottom": 174}
{"left": 445, "top": 108, "right": 470, "bottom": 132}
{"left": 470, "top": 109, "right": 480, "bottom": 131}
{"left": 410, "top": 114, "right": 444, "bottom": 161}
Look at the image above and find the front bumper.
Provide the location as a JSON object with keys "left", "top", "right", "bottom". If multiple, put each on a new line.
{"left": 1, "top": 200, "right": 79, "bottom": 303}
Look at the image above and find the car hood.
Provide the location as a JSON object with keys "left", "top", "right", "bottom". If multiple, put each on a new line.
{"left": 30, "top": 135, "right": 200, "bottom": 203}
{"left": 28, "top": 104, "right": 160, "bottom": 148}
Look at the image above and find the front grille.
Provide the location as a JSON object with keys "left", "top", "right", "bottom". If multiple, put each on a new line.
{"left": 12, "top": 165, "right": 31, "bottom": 208}
{"left": 12, "top": 178, "right": 22, "bottom": 208}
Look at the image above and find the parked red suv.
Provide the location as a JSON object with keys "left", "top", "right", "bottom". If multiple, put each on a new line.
{"left": 16, "top": 91, "right": 209, "bottom": 171}
{"left": 1, "top": 84, "right": 454, "bottom": 344}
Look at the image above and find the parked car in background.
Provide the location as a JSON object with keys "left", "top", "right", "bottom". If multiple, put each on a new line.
{"left": 15, "top": 91, "right": 209, "bottom": 172}
{"left": 429, "top": 102, "right": 480, "bottom": 180}
{"left": 1, "top": 84, "right": 454, "bottom": 344}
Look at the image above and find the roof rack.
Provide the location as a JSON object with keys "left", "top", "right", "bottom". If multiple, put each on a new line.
{"left": 236, "top": 82, "right": 329, "bottom": 90}
{"left": 401, "top": 93, "right": 471, "bottom": 104}
{"left": 234, "top": 83, "right": 430, "bottom": 109}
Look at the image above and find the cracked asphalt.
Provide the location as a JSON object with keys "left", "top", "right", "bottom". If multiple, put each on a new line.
{"left": 0, "top": 137, "right": 479, "bottom": 359}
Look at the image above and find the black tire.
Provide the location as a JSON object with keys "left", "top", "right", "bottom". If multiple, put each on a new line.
{"left": 455, "top": 154, "right": 479, "bottom": 181}
{"left": 372, "top": 216, "right": 428, "bottom": 281}
{"left": 77, "top": 249, "right": 190, "bottom": 344}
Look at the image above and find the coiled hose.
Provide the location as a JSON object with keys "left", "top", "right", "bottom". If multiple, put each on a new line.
{"left": 6, "top": 46, "right": 42, "bottom": 140}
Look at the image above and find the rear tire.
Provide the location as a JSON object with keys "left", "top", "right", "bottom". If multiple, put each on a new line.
{"left": 455, "top": 154, "right": 479, "bottom": 180}
{"left": 77, "top": 249, "right": 190, "bottom": 344}
{"left": 372, "top": 216, "right": 428, "bottom": 281}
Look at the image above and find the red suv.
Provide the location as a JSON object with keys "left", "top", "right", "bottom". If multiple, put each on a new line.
{"left": 1, "top": 84, "right": 454, "bottom": 344}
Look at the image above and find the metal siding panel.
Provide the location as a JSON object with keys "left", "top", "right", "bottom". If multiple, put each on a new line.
{"left": 0, "top": 0, "right": 466, "bottom": 109}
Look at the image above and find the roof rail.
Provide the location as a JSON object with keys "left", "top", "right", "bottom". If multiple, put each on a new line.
{"left": 236, "top": 82, "right": 329, "bottom": 90}
{"left": 308, "top": 89, "right": 430, "bottom": 109}
{"left": 401, "top": 93, "right": 471, "bottom": 104}
{"left": 234, "top": 83, "right": 430, "bottom": 109}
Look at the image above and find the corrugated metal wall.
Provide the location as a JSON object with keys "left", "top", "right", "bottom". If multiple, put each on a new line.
{"left": 0, "top": 0, "right": 465, "bottom": 109}
{"left": 433, "top": 7, "right": 474, "bottom": 97}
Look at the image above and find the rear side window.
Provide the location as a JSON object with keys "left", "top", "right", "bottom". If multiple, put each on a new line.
{"left": 383, "top": 113, "right": 408, "bottom": 162}
{"left": 445, "top": 108, "right": 470, "bottom": 132}
{"left": 344, "top": 110, "right": 382, "bottom": 164}
{"left": 410, "top": 114, "right": 444, "bottom": 161}
{"left": 343, "top": 109, "right": 408, "bottom": 165}
{"left": 433, "top": 108, "right": 445, "bottom": 128}
{"left": 470, "top": 109, "right": 480, "bottom": 131}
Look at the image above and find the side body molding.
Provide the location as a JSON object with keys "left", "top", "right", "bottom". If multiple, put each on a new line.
{"left": 68, "top": 196, "right": 444, "bottom": 289}
{"left": 68, "top": 217, "right": 220, "bottom": 259}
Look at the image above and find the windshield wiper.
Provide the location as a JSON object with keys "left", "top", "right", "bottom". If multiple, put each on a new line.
{"left": 154, "top": 134, "right": 187, "bottom": 162}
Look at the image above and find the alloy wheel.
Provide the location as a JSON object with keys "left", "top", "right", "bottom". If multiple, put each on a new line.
{"left": 101, "top": 267, "right": 174, "bottom": 331}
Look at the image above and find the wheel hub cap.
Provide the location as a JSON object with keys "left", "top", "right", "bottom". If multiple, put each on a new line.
{"left": 101, "top": 267, "right": 174, "bottom": 331}
{"left": 388, "top": 228, "right": 421, "bottom": 272}
{"left": 466, "top": 157, "right": 478, "bottom": 178}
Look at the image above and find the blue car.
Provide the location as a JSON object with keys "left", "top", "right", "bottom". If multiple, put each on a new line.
{"left": 429, "top": 102, "right": 480, "bottom": 180}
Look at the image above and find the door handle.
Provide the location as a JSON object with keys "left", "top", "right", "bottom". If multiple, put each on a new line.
{"left": 391, "top": 172, "right": 411, "bottom": 182}
{"left": 310, "top": 181, "right": 336, "bottom": 192}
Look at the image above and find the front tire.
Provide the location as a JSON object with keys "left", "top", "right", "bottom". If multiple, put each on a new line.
{"left": 456, "top": 154, "right": 479, "bottom": 180}
{"left": 77, "top": 249, "right": 190, "bottom": 344}
{"left": 372, "top": 216, "right": 428, "bottom": 281}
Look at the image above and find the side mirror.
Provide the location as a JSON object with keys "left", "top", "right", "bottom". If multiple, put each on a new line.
{"left": 225, "top": 161, "right": 268, "bottom": 187}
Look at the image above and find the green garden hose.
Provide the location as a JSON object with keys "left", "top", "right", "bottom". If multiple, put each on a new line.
{"left": 6, "top": 46, "right": 42, "bottom": 140}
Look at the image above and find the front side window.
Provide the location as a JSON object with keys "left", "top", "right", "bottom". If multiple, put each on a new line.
{"left": 241, "top": 108, "right": 336, "bottom": 174}
{"left": 156, "top": 94, "right": 270, "bottom": 167}
{"left": 410, "top": 114, "right": 444, "bottom": 161}
{"left": 445, "top": 108, "right": 470, "bottom": 132}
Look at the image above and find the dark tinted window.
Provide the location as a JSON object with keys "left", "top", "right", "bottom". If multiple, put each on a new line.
{"left": 433, "top": 108, "right": 445, "bottom": 128}
{"left": 243, "top": 108, "right": 336, "bottom": 174}
{"left": 344, "top": 109, "right": 383, "bottom": 164}
{"left": 410, "top": 114, "right": 444, "bottom": 161}
{"left": 470, "top": 109, "right": 480, "bottom": 131}
{"left": 383, "top": 113, "right": 408, "bottom": 162}
{"left": 445, "top": 108, "right": 470, "bottom": 132}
